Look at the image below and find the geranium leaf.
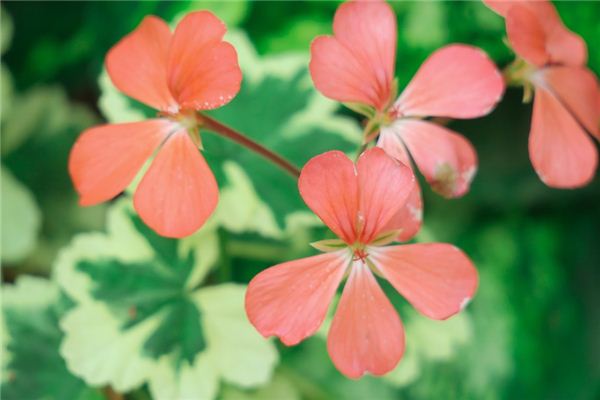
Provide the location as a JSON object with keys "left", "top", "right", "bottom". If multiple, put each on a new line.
{"left": 55, "top": 200, "right": 277, "bottom": 399}
{"left": 1, "top": 276, "right": 102, "bottom": 400}
{"left": 1, "top": 166, "right": 41, "bottom": 264}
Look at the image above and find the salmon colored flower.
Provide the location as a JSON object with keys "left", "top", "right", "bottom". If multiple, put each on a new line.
{"left": 309, "top": 0, "right": 504, "bottom": 241}
{"left": 485, "top": 0, "right": 600, "bottom": 188}
{"left": 245, "top": 148, "right": 478, "bottom": 379}
{"left": 69, "top": 12, "right": 242, "bottom": 238}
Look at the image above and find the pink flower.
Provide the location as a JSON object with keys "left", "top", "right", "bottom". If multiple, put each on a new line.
{"left": 485, "top": 0, "right": 600, "bottom": 188}
{"left": 245, "top": 148, "right": 478, "bottom": 379}
{"left": 69, "top": 12, "right": 242, "bottom": 237}
{"left": 309, "top": 0, "right": 505, "bottom": 240}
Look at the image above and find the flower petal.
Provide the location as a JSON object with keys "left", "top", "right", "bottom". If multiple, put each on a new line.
{"left": 381, "top": 183, "right": 423, "bottom": 242}
{"left": 133, "top": 131, "right": 218, "bottom": 238}
{"left": 485, "top": 0, "right": 586, "bottom": 67}
{"left": 298, "top": 151, "right": 359, "bottom": 244}
{"left": 167, "top": 11, "right": 241, "bottom": 110}
{"left": 245, "top": 251, "right": 349, "bottom": 346}
{"left": 377, "top": 130, "right": 423, "bottom": 241}
{"left": 105, "top": 16, "right": 177, "bottom": 111}
{"left": 69, "top": 120, "right": 172, "bottom": 206}
{"left": 541, "top": 66, "right": 600, "bottom": 139}
{"left": 505, "top": 5, "right": 549, "bottom": 67}
{"left": 356, "top": 148, "right": 415, "bottom": 244}
{"left": 529, "top": 85, "right": 598, "bottom": 188}
{"left": 327, "top": 261, "right": 405, "bottom": 379}
{"left": 370, "top": 244, "right": 478, "bottom": 320}
{"left": 309, "top": 0, "right": 396, "bottom": 110}
{"left": 394, "top": 45, "right": 504, "bottom": 119}
{"left": 386, "top": 120, "right": 478, "bottom": 198}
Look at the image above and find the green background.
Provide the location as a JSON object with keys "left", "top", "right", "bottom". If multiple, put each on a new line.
{"left": 1, "top": 1, "right": 599, "bottom": 399}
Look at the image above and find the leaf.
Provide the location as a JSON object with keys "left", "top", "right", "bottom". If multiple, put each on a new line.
{"left": 214, "top": 161, "right": 282, "bottom": 238}
{"left": 1, "top": 6, "right": 12, "bottom": 55}
{"left": 384, "top": 310, "right": 472, "bottom": 387}
{"left": 0, "top": 64, "right": 13, "bottom": 119}
{"left": 203, "top": 32, "right": 360, "bottom": 229}
{"left": 2, "top": 86, "right": 97, "bottom": 156}
{"left": 280, "top": 337, "right": 398, "bottom": 400}
{"left": 1, "top": 276, "right": 103, "bottom": 400}
{"left": 1, "top": 166, "right": 41, "bottom": 263}
{"left": 403, "top": 1, "right": 447, "bottom": 48}
{"left": 221, "top": 373, "right": 300, "bottom": 400}
{"left": 55, "top": 200, "right": 277, "bottom": 399}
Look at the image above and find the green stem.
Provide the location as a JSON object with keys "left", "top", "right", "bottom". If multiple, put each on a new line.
{"left": 200, "top": 114, "right": 301, "bottom": 179}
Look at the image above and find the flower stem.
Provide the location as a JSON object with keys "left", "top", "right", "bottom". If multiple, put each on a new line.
{"left": 200, "top": 114, "right": 301, "bottom": 178}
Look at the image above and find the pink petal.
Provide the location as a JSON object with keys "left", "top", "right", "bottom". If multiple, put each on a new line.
{"left": 356, "top": 148, "right": 415, "bottom": 244}
{"left": 327, "top": 261, "right": 405, "bottom": 379}
{"left": 167, "top": 11, "right": 242, "bottom": 110}
{"left": 133, "top": 131, "right": 218, "bottom": 238}
{"left": 309, "top": 0, "right": 396, "bottom": 110}
{"left": 485, "top": 0, "right": 586, "bottom": 67}
{"left": 505, "top": 5, "right": 549, "bottom": 67}
{"left": 376, "top": 130, "right": 423, "bottom": 241}
{"left": 370, "top": 244, "right": 478, "bottom": 320}
{"left": 394, "top": 45, "right": 504, "bottom": 119}
{"left": 69, "top": 120, "right": 172, "bottom": 206}
{"left": 245, "top": 251, "right": 350, "bottom": 346}
{"left": 541, "top": 66, "right": 600, "bottom": 139}
{"left": 298, "top": 151, "right": 360, "bottom": 244}
{"left": 386, "top": 120, "right": 478, "bottom": 198}
{"left": 381, "top": 183, "right": 423, "bottom": 242}
{"left": 377, "top": 127, "right": 423, "bottom": 242}
{"left": 529, "top": 85, "right": 598, "bottom": 188}
{"left": 105, "top": 16, "right": 177, "bottom": 111}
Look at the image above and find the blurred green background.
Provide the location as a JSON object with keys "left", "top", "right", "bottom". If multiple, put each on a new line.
{"left": 1, "top": 1, "right": 599, "bottom": 400}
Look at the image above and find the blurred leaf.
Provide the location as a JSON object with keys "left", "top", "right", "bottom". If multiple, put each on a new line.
{"left": 402, "top": 1, "right": 447, "bottom": 48}
{"left": 0, "top": 64, "right": 13, "bottom": 119}
{"left": 2, "top": 86, "right": 96, "bottom": 155}
{"left": 174, "top": 1, "right": 249, "bottom": 27}
{"left": 1, "top": 82, "right": 103, "bottom": 271}
{"left": 1, "top": 276, "right": 103, "bottom": 400}
{"left": 220, "top": 373, "right": 300, "bottom": 400}
{"left": 1, "top": 166, "right": 41, "bottom": 263}
{"left": 281, "top": 337, "right": 398, "bottom": 400}
{"left": 385, "top": 311, "right": 472, "bottom": 387}
{"left": 1, "top": 6, "right": 12, "bottom": 55}
{"left": 55, "top": 200, "right": 277, "bottom": 399}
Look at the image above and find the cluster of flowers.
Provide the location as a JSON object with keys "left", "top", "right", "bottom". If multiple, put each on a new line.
{"left": 68, "top": 0, "right": 599, "bottom": 378}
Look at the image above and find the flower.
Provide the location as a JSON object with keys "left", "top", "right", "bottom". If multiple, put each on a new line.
{"left": 309, "top": 0, "right": 504, "bottom": 240}
{"left": 245, "top": 148, "right": 478, "bottom": 379}
{"left": 485, "top": 0, "right": 600, "bottom": 188}
{"left": 69, "top": 12, "right": 242, "bottom": 238}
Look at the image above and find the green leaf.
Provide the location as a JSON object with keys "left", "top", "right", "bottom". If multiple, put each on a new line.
{"left": 1, "top": 6, "right": 12, "bottom": 55}
{"left": 55, "top": 200, "right": 277, "bottom": 399}
{"left": 203, "top": 32, "right": 360, "bottom": 230}
{"left": 221, "top": 373, "right": 300, "bottom": 400}
{"left": 384, "top": 310, "right": 472, "bottom": 387}
{"left": 1, "top": 166, "right": 41, "bottom": 263}
{"left": 403, "top": 1, "right": 447, "bottom": 48}
{"left": 214, "top": 161, "right": 283, "bottom": 238}
{"left": 0, "top": 64, "right": 13, "bottom": 120}
{"left": 1, "top": 276, "right": 103, "bottom": 400}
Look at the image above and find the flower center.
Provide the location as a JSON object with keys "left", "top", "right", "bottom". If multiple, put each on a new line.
{"left": 159, "top": 109, "right": 203, "bottom": 147}
{"left": 351, "top": 243, "right": 369, "bottom": 262}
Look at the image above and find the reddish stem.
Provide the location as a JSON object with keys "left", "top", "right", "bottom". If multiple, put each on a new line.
{"left": 201, "top": 114, "right": 301, "bottom": 179}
